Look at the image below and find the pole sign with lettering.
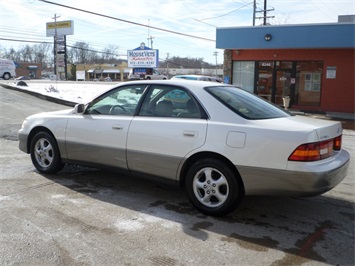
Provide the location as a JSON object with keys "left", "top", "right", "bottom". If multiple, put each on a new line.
{"left": 46, "top": 20, "right": 74, "bottom": 37}
{"left": 127, "top": 43, "right": 159, "bottom": 68}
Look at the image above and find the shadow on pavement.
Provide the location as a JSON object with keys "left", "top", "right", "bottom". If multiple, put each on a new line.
{"left": 41, "top": 164, "right": 354, "bottom": 266}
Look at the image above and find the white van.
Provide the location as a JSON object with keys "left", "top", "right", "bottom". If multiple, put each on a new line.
{"left": 0, "top": 59, "right": 16, "bottom": 80}
{"left": 128, "top": 68, "right": 167, "bottom": 80}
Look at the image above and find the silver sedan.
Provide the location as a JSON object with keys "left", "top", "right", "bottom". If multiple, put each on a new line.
{"left": 18, "top": 80, "right": 350, "bottom": 216}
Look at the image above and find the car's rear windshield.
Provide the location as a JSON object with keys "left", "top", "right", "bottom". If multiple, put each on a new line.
{"left": 205, "top": 86, "right": 291, "bottom": 120}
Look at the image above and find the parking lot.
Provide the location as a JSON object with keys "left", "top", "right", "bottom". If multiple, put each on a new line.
{"left": 1, "top": 86, "right": 354, "bottom": 265}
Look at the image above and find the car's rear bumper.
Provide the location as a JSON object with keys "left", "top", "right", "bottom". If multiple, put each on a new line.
{"left": 238, "top": 149, "right": 350, "bottom": 196}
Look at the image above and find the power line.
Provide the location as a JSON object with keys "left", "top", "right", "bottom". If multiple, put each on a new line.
{"left": 0, "top": 38, "right": 126, "bottom": 57}
{"left": 37, "top": 0, "right": 215, "bottom": 42}
{"left": 0, "top": 37, "right": 51, "bottom": 44}
{"left": 197, "top": 1, "right": 254, "bottom": 21}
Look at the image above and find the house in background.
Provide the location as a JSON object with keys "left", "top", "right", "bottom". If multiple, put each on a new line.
{"left": 216, "top": 16, "right": 355, "bottom": 116}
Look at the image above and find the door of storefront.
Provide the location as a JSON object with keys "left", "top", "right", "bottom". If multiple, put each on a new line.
{"left": 256, "top": 61, "right": 294, "bottom": 107}
{"left": 275, "top": 70, "right": 292, "bottom": 105}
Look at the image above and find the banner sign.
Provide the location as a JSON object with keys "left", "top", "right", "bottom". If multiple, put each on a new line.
{"left": 46, "top": 20, "right": 74, "bottom": 37}
{"left": 127, "top": 43, "right": 159, "bottom": 68}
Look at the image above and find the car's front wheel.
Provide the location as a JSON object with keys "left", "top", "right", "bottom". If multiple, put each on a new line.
{"left": 3, "top": 73, "right": 10, "bottom": 80}
{"left": 185, "top": 158, "right": 243, "bottom": 216}
{"left": 30, "top": 131, "right": 64, "bottom": 173}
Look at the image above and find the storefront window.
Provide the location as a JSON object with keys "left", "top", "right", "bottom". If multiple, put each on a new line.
{"left": 295, "top": 61, "right": 322, "bottom": 106}
{"left": 232, "top": 61, "right": 255, "bottom": 92}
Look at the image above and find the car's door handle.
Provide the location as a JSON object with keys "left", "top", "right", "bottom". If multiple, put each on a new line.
{"left": 183, "top": 130, "right": 197, "bottom": 137}
{"left": 112, "top": 125, "right": 124, "bottom": 130}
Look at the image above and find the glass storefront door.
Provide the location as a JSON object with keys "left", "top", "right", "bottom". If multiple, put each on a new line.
{"left": 256, "top": 61, "right": 293, "bottom": 106}
{"left": 256, "top": 61, "right": 274, "bottom": 101}
{"left": 275, "top": 70, "right": 291, "bottom": 105}
{"left": 257, "top": 69, "right": 273, "bottom": 101}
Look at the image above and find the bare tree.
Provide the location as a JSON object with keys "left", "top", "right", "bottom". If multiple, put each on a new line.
{"left": 102, "top": 44, "right": 118, "bottom": 63}
{"left": 71, "top": 42, "right": 90, "bottom": 64}
{"left": 18, "top": 45, "right": 33, "bottom": 62}
{"left": 32, "top": 43, "right": 52, "bottom": 67}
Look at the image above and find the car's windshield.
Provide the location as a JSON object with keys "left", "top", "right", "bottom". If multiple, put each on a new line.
{"left": 205, "top": 86, "right": 291, "bottom": 120}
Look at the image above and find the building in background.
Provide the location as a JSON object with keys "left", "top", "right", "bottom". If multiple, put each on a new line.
{"left": 15, "top": 62, "right": 43, "bottom": 79}
{"left": 216, "top": 17, "right": 355, "bottom": 115}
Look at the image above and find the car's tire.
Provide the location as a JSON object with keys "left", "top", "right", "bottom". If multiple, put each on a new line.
{"left": 30, "top": 131, "right": 64, "bottom": 173}
{"left": 146, "top": 76, "right": 151, "bottom": 80}
{"left": 3, "top": 73, "right": 10, "bottom": 80}
{"left": 185, "top": 158, "right": 243, "bottom": 216}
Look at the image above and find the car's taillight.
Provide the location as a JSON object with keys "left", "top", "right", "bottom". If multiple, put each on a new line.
{"left": 333, "top": 135, "right": 342, "bottom": 150}
{"left": 288, "top": 136, "right": 342, "bottom": 162}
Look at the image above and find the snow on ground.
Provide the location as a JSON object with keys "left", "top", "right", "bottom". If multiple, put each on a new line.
{"left": 11, "top": 81, "right": 116, "bottom": 103}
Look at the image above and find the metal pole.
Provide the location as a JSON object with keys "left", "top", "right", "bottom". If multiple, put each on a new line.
{"left": 253, "top": 0, "right": 256, "bottom": 26}
{"left": 263, "top": 0, "right": 267, "bottom": 25}
{"left": 52, "top": 13, "right": 60, "bottom": 80}
{"left": 213, "top": 51, "right": 218, "bottom": 76}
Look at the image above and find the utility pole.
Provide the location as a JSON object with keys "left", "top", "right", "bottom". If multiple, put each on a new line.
{"left": 147, "top": 19, "right": 154, "bottom": 48}
{"left": 254, "top": 0, "right": 274, "bottom": 26}
{"left": 147, "top": 36, "right": 154, "bottom": 49}
{"left": 263, "top": 0, "right": 267, "bottom": 26}
{"left": 166, "top": 53, "right": 169, "bottom": 78}
{"left": 213, "top": 51, "right": 218, "bottom": 76}
{"left": 52, "top": 13, "right": 60, "bottom": 80}
{"left": 253, "top": 0, "right": 256, "bottom": 26}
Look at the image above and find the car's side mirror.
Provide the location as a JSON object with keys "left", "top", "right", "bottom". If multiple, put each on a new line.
{"left": 74, "top": 103, "right": 85, "bottom": 114}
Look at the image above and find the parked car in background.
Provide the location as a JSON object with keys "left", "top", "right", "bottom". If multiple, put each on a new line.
{"left": 15, "top": 76, "right": 30, "bottom": 80}
{"left": 171, "top": 74, "right": 223, "bottom": 83}
{"left": 18, "top": 80, "right": 350, "bottom": 216}
{"left": 93, "top": 77, "right": 112, "bottom": 82}
{"left": 0, "top": 58, "right": 16, "bottom": 80}
{"left": 128, "top": 68, "right": 167, "bottom": 80}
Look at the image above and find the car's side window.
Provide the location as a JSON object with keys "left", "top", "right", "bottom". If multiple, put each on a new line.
{"left": 139, "top": 85, "right": 201, "bottom": 118}
{"left": 85, "top": 85, "right": 146, "bottom": 116}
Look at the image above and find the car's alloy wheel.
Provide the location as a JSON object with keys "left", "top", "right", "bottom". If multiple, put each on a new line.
{"left": 30, "top": 132, "right": 64, "bottom": 173}
{"left": 186, "top": 158, "right": 243, "bottom": 216}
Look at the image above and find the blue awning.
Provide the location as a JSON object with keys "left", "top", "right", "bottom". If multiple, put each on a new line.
{"left": 216, "top": 22, "right": 355, "bottom": 49}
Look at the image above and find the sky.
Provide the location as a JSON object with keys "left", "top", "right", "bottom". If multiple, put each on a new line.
{"left": 0, "top": 0, "right": 354, "bottom": 64}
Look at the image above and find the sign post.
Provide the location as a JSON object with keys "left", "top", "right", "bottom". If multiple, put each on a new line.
{"left": 46, "top": 18, "right": 74, "bottom": 80}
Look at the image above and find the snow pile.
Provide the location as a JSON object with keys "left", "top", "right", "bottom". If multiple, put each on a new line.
{"left": 13, "top": 81, "right": 115, "bottom": 103}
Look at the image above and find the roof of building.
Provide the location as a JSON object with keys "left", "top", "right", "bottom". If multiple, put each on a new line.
{"left": 216, "top": 22, "right": 355, "bottom": 49}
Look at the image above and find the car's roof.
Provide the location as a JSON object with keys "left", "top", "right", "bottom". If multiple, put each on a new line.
{"left": 122, "top": 79, "right": 232, "bottom": 91}
{"left": 172, "top": 74, "right": 218, "bottom": 78}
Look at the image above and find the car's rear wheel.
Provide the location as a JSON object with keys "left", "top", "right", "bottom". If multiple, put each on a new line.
{"left": 145, "top": 76, "right": 151, "bottom": 80}
{"left": 30, "top": 131, "right": 64, "bottom": 173}
{"left": 185, "top": 158, "right": 243, "bottom": 216}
